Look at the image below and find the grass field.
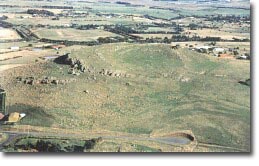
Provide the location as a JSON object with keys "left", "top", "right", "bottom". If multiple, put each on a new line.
{"left": 32, "top": 28, "right": 120, "bottom": 41}
{"left": 0, "top": 43, "right": 250, "bottom": 152}
{"left": 88, "top": 3, "right": 179, "bottom": 19}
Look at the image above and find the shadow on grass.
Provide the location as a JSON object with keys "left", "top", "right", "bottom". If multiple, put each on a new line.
{"left": 6, "top": 104, "right": 54, "bottom": 127}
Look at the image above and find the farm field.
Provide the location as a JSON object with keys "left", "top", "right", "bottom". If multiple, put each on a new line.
{"left": 32, "top": 28, "right": 121, "bottom": 41}
{"left": 0, "top": 0, "right": 251, "bottom": 152}
{"left": 185, "top": 28, "right": 250, "bottom": 40}
{"left": 131, "top": 34, "right": 173, "bottom": 39}
{"left": 0, "top": 28, "right": 21, "bottom": 40}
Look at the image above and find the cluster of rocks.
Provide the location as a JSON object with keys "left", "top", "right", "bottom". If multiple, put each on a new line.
{"left": 99, "top": 69, "right": 130, "bottom": 78}
{"left": 54, "top": 53, "right": 87, "bottom": 76}
{"left": 16, "top": 76, "right": 74, "bottom": 85}
{"left": 68, "top": 58, "right": 87, "bottom": 76}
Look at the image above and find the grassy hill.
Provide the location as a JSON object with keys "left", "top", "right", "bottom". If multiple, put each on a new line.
{"left": 1, "top": 43, "right": 250, "bottom": 152}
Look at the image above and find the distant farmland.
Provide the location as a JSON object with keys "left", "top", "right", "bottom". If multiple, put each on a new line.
{"left": 0, "top": 28, "right": 21, "bottom": 40}
{"left": 32, "top": 28, "right": 121, "bottom": 41}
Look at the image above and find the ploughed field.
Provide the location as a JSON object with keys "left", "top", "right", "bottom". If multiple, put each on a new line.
{"left": 0, "top": 43, "right": 250, "bottom": 152}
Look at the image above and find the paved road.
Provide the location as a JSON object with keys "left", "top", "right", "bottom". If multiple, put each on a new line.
{"left": 0, "top": 130, "right": 192, "bottom": 149}
{"left": 0, "top": 130, "right": 246, "bottom": 152}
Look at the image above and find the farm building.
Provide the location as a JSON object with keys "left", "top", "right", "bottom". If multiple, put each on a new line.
{"left": 213, "top": 47, "right": 226, "bottom": 56}
{"left": 213, "top": 48, "right": 225, "bottom": 53}
{"left": 194, "top": 46, "right": 212, "bottom": 53}
{"left": 218, "top": 54, "right": 233, "bottom": 59}
{"left": 0, "top": 113, "right": 4, "bottom": 120}
{"left": 10, "top": 46, "right": 20, "bottom": 51}
{"left": 51, "top": 45, "right": 66, "bottom": 50}
{"left": 237, "top": 54, "right": 250, "bottom": 60}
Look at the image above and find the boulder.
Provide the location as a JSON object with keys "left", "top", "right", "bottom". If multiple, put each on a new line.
{"left": 52, "top": 80, "right": 59, "bottom": 85}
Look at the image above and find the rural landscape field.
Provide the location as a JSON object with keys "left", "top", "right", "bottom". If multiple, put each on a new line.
{"left": 0, "top": 0, "right": 250, "bottom": 152}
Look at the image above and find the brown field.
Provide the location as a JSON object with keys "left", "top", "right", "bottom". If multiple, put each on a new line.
{"left": 0, "top": 28, "right": 21, "bottom": 40}
{"left": 185, "top": 28, "right": 249, "bottom": 40}
{"left": 0, "top": 64, "right": 25, "bottom": 72}
{"left": 131, "top": 34, "right": 173, "bottom": 39}
{"left": 0, "top": 49, "right": 56, "bottom": 72}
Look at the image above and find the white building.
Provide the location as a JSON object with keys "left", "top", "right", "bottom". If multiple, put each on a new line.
{"left": 213, "top": 48, "right": 225, "bottom": 53}
{"left": 10, "top": 46, "right": 20, "bottom": 51}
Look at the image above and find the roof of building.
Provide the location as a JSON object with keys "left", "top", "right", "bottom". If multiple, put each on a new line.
{"left": 195, "top": 46, "right": 211, "bottom": 50}
{"left": 0, "top": 113, "right": 4, "bottom": 120}
{"left": 218, "top": 54, "right": 233, "bottom": 58}
{"left": 8, "top": 112, "right": 20, "bottom": 123}
{"left": 214, "top": 48, "right": 225, "bottom": 52}
{"left": 51, "top": 45, "right": 66, "bottom": 49}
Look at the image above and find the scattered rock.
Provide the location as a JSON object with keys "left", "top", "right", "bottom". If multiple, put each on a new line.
{"left": 83, "top": 90, "right": 89, "bottom": 94}
{"left": 179, "top": 76, "right": 190, "bottom": 82}
{"left": 52, "top": 80, "right": 59, "bottom": 85}
{"left": 162, "top": 73, "right": 168, "bottom": 78}
{"left": 16, "top": 76, "right": 73, "bottom": 86}
{"left": 199, "top": 71, "right": 206, "bottom": 75}
{"left": 99, "top": 69, "right": 128, "bottom": 78}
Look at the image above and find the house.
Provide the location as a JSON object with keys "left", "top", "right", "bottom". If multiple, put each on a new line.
{"left": 0, "top": 113, "right": 4, "bottom": 120}
{"left": 237, "top": 54, "right": 250, "bottom": 60}
{"left": 63, "top": 24, "right": 71, "bottom": 27}
{"left": 213, "top": 47, "right": 225, "bottom": 56}
{"left": 194, "top": 46, "right": 212, "bottom": 53}
{"left": 0, "top": 112, "right": 26, "bottom": 124}
{"left": 10, "top": 46, "right": 19, "bottom": 51}
{"left": 51, "top": 45, "right": 66, "bottom": 50}
{"left": 213, "top": 48, "right": 225, "bottom": 53}
{"left": 218, "top": 54, "right": 233, "bottom": 59}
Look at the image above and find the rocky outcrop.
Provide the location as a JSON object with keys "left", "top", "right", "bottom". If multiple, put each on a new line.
{"left": 54, "top": 53, "right": 86, "bottom": 76}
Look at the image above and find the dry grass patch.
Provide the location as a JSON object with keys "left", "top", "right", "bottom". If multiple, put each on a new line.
{"left": 0, "top": 28, "right": 21, "bottom": 40}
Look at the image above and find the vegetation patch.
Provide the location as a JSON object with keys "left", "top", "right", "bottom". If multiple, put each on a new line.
{"left": 125, "top": 128, "right": 152, "bottom": 134}
{"left": 131, "top": 144, "right": 161, "bottom": 152}
{"left": 3, "top": 136, "right": 103, "bottom": 152}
